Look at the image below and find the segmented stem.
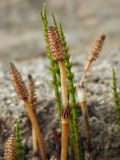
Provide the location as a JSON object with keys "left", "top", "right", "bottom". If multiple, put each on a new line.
{"left": 16, "top": 120, "right": 24, "bottom": 160}
{"left": 41, "top": 4, "right": 61, "bottom": 112}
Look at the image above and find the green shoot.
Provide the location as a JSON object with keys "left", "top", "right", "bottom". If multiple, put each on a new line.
{"left": 15, "top": 119, "right": 24, "bottom": 160}
{"left": 41, "top": 3, "right": 61, "bottom": 113}
{"left": 112, "top": 68, "right": 120, "bottom": 126}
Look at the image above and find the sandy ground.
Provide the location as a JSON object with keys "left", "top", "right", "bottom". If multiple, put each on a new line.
{"left": 0, "top": 0, "right": 120, "bottom": 63}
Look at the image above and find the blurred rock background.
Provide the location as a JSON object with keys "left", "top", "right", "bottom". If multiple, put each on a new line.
{"left": 0, "top": 0, "right": 120, "bottom": 63}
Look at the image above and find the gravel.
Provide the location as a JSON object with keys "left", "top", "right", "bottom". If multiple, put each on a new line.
{"left": 0, "top": 48, "right": 120, "bottom": 160}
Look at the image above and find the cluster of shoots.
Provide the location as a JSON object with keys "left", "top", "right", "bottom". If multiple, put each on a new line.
{"left": 3, "top": 3, "right": 107, "bottom": 160}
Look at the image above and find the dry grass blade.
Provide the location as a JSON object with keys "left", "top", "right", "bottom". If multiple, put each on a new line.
{"left": 80, "top": 33, "right": 106, "bottom": 86}
{"left": 4, "top": 134, "right": 16, "bottom": 160}
{"left": 9, "top": 63, "right": 28, "bottom": 100}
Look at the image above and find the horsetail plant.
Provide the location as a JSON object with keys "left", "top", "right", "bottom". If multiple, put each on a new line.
{"left": 51, "top": 10, "right": 77, "bottom": 117}
{"left": 47, "top": 26, "right": 70, "bottom": 160}
{"left": 112, "top": 68, "right": 120, "bottom": 126}
{"left": 28, "top": 74, "right": 39, "bottom": 158}
{"left": 51, "top": 12, "right": 81, "bottom": 159}
{"left": 50, "top": 9, "right": 75, "bottom": 154}
{"left": 15, "top": 120, "right": 24, "bottom": 160}
{"left": 77, "top": 33, "right": 106, "bottom": 160}
{"left": 41, "top": 3, "right": 61, "bottom": 113}
{"left": 59, "top": 23, "right": 81, "bottom": 160}
{"left": 51, "top": 14, "right": 77, "bottom": 107}
{"left": 48, "top": 26, "right": 68, "bottom": 108}
{"left": 51, "top": 15, "right": 76, "bottom": 108}
{"left": 80, "top": 33, "right": 106, "bottom": 86}
{"left": 9, "top": 63, "right": 46, "bottom": 160}
{"left": 41, "top": 4, "right": 82, "bottom": 159}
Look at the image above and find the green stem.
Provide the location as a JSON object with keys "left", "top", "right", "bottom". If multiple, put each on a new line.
{"left": 16, "top": 119, "right": 24, "bottom": 160}
{"left": 41, "top": 3, "right": 62, "bottom": 113}
{"left": 112, "top": 68, "right": 120, "bottom": 125}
